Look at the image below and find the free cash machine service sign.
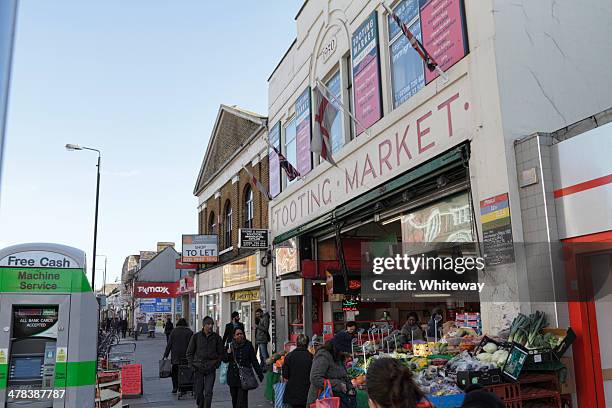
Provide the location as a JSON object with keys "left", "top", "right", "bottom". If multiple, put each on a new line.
{"left": 0, "top": 251, "right": 91, "bottom": 293}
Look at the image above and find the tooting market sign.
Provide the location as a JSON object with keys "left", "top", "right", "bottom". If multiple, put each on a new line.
{"left": 270, "top": 79, "right": 472, "bottom": 237}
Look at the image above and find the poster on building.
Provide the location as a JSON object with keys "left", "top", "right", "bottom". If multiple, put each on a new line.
{"left": 295, "top": 87, "right": 312, "bottom": 176}
{"left": 420, "top": 0, "right": 468, "bottom": 83}
{"left": 275, "top": 238, "right": 299, "bottom": 276}
{"left": 182, "top": 234, "right": 218, "bottom": 263}
{"left": 238, "top": 228, "right": 269, "bottom": 249}
{"left": 138, "top": 298, "right": 172, "bottom": 313}
{"left": 351, "top": 11, "right": 382, "bottom": 135}
{"left": 480, "top": 193, "right": 515, "bottom": 266}
{"left": 269, "top": 121, "right": 282, "bottom": 197}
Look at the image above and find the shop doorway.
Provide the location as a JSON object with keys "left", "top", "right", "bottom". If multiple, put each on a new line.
{"left": 565, "top": 232, "right": 612, "bottom": 407}
{"left": 240, "top": 303, "right": 252, "bottom": 341}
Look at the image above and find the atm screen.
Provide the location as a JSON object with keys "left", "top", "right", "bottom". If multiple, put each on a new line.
{"left": 11, "top": 356, "right": 43, "bottom": 380}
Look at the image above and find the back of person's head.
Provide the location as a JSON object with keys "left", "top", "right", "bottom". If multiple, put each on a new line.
{"left": 321, "top": 340, "right": 343, "bottom": 362}
{"left": 366, "top": 358, "right": 425, "bottom": 408}
{"left": 296, "top": 334, "right": 309, "bottom": 348}
{"left": 176, "top": 318, "right": 187, "bottom": 327}
{"left": 461, "top": 385, "right": 505, "bottom": 408}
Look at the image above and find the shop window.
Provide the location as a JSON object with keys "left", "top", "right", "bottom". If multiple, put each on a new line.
{"left": 388, "top": 0, "right": 425, "bottom": 109}
{"left": 205, "top": 294, "right": 219, "bottom": 332}
{"left": 224, "top": 201, "right": 232, "bottom": 248}
{"left": 208, "top": 211, "right": 216, "bottom": 235}
{"left": 326, "top": 70, "right": 344, "bottom": 154}
{"left": 244, "top": 185, "right": 254, "bottom": 229}
{"left": 284, "top": 118, "right": 297, "bottom": 185}
{"left": 288, "top": 296, "right": 304, "bottom": 340}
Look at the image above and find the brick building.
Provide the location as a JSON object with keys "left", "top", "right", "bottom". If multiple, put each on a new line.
{"left": 192, "top": 105, "right": 271, "bottom": 340}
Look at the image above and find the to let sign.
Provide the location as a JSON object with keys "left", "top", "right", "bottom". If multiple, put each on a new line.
{"left": 182, "top": 235, "right": 218, "bottom": 263}
{"left": 239, "top": 229, "right": 269, "bottom": 249}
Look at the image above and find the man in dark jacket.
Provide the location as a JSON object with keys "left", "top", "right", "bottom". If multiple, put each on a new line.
{"left": 222, "top": 311, "right": 245, "bottom": 346}
{"left": 282, "top": 334, "right": 313, "bottom": 408}
{"left": 186, "top": 316, "right": 224, "bottom": 408}
{"left": 254, "top": 308, "right": 270, "bottom": 370}
{"left": 331, "top": 321, "right": 357, "bottom": 354}
{"left": 163, "top": 318, "right": 193, "bottom": 393}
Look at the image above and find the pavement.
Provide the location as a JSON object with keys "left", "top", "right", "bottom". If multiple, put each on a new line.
{"left": 122, "top": 335, "right": 271, "bottom": 408}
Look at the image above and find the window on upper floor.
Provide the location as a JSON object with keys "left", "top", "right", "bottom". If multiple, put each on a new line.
{"left": 224, "top": 201, "right": 232, "bottom": 248}
{"left": 284, "top": 118, "right": 297, "bottom": 185}
{"left": 244, "top": 185, "right": 254, "bottom": 229}
{"left": 388, "top": 0, "right": 425, "bottom": 109}
{"left": 326, "top": 70, "right": 344, "bottom": 154}
{"left": 208, "top": 211, "right": 216, "bottom": 235}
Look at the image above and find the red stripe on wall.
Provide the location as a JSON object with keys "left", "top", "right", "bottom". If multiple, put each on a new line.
{"left": 554, "top": 174, "right": 612, "bottom": 198}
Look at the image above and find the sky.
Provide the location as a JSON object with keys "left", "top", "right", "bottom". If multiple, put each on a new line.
{"left": 0, "top": 0, "right": 302, "bottom": 289}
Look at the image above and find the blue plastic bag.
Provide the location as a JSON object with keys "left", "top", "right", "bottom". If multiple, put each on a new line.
{"left": 219, "top": 362, "right": 228, "bottom": 385}
{"left": 273, "top": 381, "right": 289, "bottom": 408}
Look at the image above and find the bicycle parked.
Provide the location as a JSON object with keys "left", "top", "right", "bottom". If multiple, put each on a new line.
{"left": 98, "top": 329, "right": 120, "bottom": 359}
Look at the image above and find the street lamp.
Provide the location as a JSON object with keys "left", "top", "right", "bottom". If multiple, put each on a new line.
{"left": 65, "top": 143, "right": 101, "bottom": 291}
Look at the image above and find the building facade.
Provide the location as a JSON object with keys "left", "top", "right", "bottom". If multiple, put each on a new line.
{"left": 266, "top": 0, "right": 612, "bottom": 405}
{"left": 193, "top": 105, "right": 271, "bottom": 341}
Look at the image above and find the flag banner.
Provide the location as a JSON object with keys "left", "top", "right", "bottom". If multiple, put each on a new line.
{"left": 243, "top": 166, "right": 272, "bottom": 200}
{"left": 295, "top": 87, "right": 313, "bottom": 176}
{"left": 312, "top": 86, "right": 339, "bottom": 166}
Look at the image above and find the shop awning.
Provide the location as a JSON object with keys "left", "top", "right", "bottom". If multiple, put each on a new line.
{"left": 272, "top": 143, "right": 469, "bottom": 245}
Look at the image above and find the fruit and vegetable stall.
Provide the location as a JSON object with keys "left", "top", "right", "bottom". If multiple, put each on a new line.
{"left": 266, "top": 311, "right": 575, "bottom": 408}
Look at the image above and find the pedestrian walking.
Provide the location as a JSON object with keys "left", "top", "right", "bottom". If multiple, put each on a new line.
{"left": 222, "top": 311, "right": 245, "bottom": 346}
{"left": 164, "top": 317, "right": 174, "bottom": 343}
{"left": 254, "top": 308, "right": 270, "bottom": 371}
{"left": 148, "top": 317, "right": 156, "bottom": 338}
{"left": 163, "top": 318, "right": 194, "bottom": 394}
{"left": 186, "top": 316, "right": 224, "bottom": 408}
{"left": 282, "top": 334, "right": 313, "bottom": 408}
{"left": 307, "top": 340, "right": 356, "bottom": 408}
{"left": 224, "top": 327, "right": 264, "bottom": 408}
{"left": 120, "top": 318, "right": 128, "bottom": 339}
{"left": 366, "top": 357, "right": 434, "bottom": 408}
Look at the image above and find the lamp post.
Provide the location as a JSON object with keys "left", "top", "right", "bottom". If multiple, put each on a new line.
{"left": 66, "top": 144, "right": 101, "bottom": 290}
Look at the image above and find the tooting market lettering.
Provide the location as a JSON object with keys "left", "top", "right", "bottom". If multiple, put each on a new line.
{"left": 272, "top": 92, "right": 466, "bottom": 233}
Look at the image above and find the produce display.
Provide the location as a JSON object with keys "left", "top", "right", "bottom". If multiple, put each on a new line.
{"left": 269, "top": 311, "right": 573, "bottom": 408}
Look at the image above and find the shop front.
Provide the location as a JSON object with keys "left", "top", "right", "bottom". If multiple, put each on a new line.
{"left": 175, "top": 275, "right": 195, "bottom": 330}
{"left": 195, "top": 264, "right": 223, "bottom": 333}
{"left": 221, "top": 253, "right": 265, "bottom": 342}
{"left": 133, "top": 281, "right": 177, "bottom": 334}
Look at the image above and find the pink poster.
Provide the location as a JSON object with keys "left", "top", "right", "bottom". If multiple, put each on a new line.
{"left": 420, "top": 0, "right": 468, "bottom": 83}
{"left": 352, "top": 11, "right": 382, "bottom": 135}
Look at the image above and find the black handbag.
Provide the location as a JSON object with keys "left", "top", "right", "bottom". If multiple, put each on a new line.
{"left": 232, "top": 349, "right": 258, "bottom": 390}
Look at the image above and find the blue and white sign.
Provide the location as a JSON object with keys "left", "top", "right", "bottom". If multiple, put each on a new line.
{"left": 139, "top": 298, "right": 172, "bottom": 313}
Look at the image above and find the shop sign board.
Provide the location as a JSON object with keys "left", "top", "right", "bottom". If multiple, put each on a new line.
{"left": 295, "top": 87, "right": 312, "bottom": 176}
{"left": 175, "top": 259, "right": 198, "bottom": 270}
{"left": 182, "top": 235, "right": 218, "bottom": 263}
{"left": 280, "top": 278, "right": 303, "bottom": 297}
{"left": 275, "top": 238, "right": 299, "bottom": 276}
{"left": 352, "top": 11, "right": 383, "bottom": 134}
{"left": 231, "top": 289, "right": 260, "bottom": 302}
{"left": 269, "top": 121, "right": 282, "bottom": 198}
{"left": 121, "top": 364, "right": 142, "bottom": 397}
{"left": 238, "top": 228, "right": 269, "bottom": 249}
{"left": 270, "top": 78, "right": 471, "bottom": 238}
{"left": 138, "top": 298, "right": 172, "bottom": 313}
{"left": 133, "top": 282, "right": 177, "bottom": 299}
{"left": 480, "top": 193, "right": 515, "bottom": 266}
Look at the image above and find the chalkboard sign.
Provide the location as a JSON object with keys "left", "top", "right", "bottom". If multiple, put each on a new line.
{"left": 480, "top": 193, "right": 515, "bottom": 266}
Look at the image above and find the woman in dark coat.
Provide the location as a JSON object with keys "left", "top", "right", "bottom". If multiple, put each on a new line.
{"left": 307, "top": 340, "right": 356, "bottom": 407}
{"left": 224, "top": 327, "right": 264, "bottom": 408}
{"left": 282, "top": 334, "right": 313, "bottom": 408}
{"left": 163, "top": 318, "right": 193, "bottom": 393}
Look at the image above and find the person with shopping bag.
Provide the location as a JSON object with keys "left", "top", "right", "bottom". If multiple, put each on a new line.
{"left": 186, "top": 316, "right": 224, "bottom": 408}
{"left": 282, "top": 334, "right": 313, "bottom": 408}
{"left": 162, "top": 318, "right": 193, "bottom": 394}
{"left": 306, "top": 339, "right": 356, "bottom": 408}
{"left": 223, "top": 327, "right": 264, "bottom": 408}
{"left": 366, "top": 357, "right": 435, "bottom": 408}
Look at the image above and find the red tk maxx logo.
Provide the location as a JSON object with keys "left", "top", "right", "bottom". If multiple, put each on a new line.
{"left": 138, "top": 286, "right": 170, "bottom": 295}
